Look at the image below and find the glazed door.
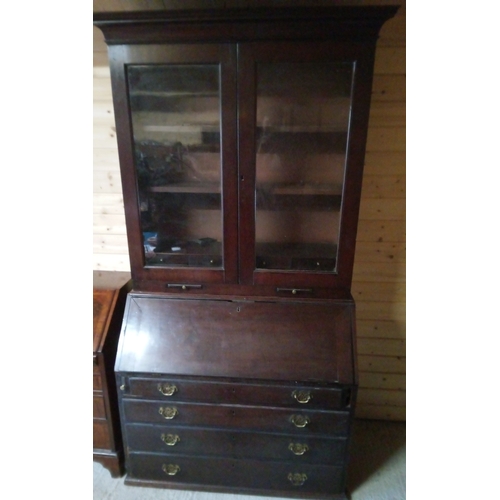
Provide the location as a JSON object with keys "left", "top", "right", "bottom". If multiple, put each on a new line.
{"left": 238, "top": 42, "right": 375, "bottom": 289}
{"left": 108, "top": 44, "right": 238, "bottom": 285}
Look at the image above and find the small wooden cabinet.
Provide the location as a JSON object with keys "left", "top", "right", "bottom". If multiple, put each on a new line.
{"left": 93, "top": 271, "right": 131, "bottom": 477}
{"left": 94, "top": 6, "right": 397, "bottom": 498}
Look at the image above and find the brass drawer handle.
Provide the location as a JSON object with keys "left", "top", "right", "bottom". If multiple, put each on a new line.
{"left": 290, "top": 414, "right": 310, "bottom": 428}
{"left": 287, "top": 472, "right": 308, "bottom": 486}
{"left": 292, "top": 390, "right": 312, "bottom": 404}
{"left": 288, "top": 442, "right": 309, "bottom": 456}
{"left": 161, "top": 433, "right": 180, "bottom": 446}
{"left": 158, "top": 383, "right": 178, "bottom": 397}
{"left": 162, "top": 464, "right": 180, "bottom": 476}
{"left": 159, "top": 406, "right": 178, "bottom": 419}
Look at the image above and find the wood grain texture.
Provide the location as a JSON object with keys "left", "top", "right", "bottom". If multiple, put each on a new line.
{"left": 92, "top": 1, "right": 406, "bottom": 420}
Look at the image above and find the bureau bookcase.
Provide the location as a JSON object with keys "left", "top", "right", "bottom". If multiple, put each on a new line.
{"left": 94, "top": 6, "right": 397, "bottom": 499}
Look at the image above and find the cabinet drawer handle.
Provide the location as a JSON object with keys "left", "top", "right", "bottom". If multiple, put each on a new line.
{"left": 159, "top": 407, "right": 178, "bottom": 419}
{"left": 287, "top": 472, "right": 308, "bottom": 486}
{"left": 288, "top": 443, "right": 309, "bottom": 456}
{"left": 162, "top": 464, "right": 180, "bottom": 476}
{"left": 290, "top": 414, "right": 310, "bottom": 428}
{"left": 158, "top": 383, "right": 178, "bottom": 397}
{"left": 161, "top": 433, "right": 180, "bottom": 446}
{"left": 292, "top": 390, "right": 312, "bottom": 404}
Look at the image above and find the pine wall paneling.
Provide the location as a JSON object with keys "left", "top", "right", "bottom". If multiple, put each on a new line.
{"left": 92, "top": 0, "right": 406, "bottom": 421}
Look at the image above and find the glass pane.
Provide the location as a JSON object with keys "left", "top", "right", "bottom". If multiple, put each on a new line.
{"left": 128, "top": 65, "right": 223, "bottom": 268}
{"left": 255, "top": 62, "right": 354, "bottom": 272}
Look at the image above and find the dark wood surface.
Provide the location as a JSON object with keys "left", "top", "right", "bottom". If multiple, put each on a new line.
{"left": 93, "top": 6, "right": 397, "bottom": 498}
{"left": 116, "top": 295, "right": 355, "bottom": 384}
{"left": 123, "top": 399, "right": 350, "bottom": 435}
{"left": 93, "top": 271, "right": 131, "bottom": 477}
{"left": 114, "top": 293, "right": 356, "bottom": 496}
{"left": 94, "top": 6, "right": 397, "bottom": 45}
{"left": 126, "top": 452, "right": 345, "bottom": 496}
{"left": 95, "top": 6, "right": 396, "bottom": 291}
{"left": 125, "top": 424, "right": 348, "bottom": 464}
{"left": 126, "top": 376, "right": 348, "bottom": 410}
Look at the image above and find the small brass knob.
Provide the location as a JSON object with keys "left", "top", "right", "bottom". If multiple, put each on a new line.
{"left": 162, "top": 464, "right": 180, "bottom": 476}
{"left": 287, "top": 472, "right": 307, "bottom": 486}
{"left": 288, "top": 443, "right": 309, "bottom": 456}
{"left": 290, "top": 414, "right": 310, "bottom": 428}
{"left": 292, "top": 390, "right": 312, "bottom": 404}
{"left": 292, "top": 289, "right": 297, "bottom": 294}
{"left": 159, "top": 406, "right": 178, "bottom": 419}
{"left": 161, "top": 433, "right": 180, "bottom": 446}
{"left": 158, "top": 383, "right": 178, "bottom": 397}
{"left": 181, "top": 285, "right": 187, "bottom": 290}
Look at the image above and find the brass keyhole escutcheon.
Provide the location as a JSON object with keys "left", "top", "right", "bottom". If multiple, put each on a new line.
{"left": 292, "top": 390, "right": 312, "bottom": 404}
{"left": 158, "top": 383, "right": 178, "bottom": 397}
{"left": 290, "top": 414, "right": 310, "bottom": 428}
{"left": 287, "top": 472, "right": 307, "bottom": 486}
{"left": 159, "top": 406, "right": 178, "bottom": 419}
{"left": 161, "top": 433, "right": 180, "bottom": 446}
{"left": 162, "top": 464, "right": 180, "bottom": 476}
{"left": 288, "top": 442, "right": 309, "bottom": 456}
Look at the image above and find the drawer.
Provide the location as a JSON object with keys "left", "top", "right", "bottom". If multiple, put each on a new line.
{"left": 94, "top": 373, "right": 103, "bottom": 391}
{"left": 93, "top": 394, "right": 106, "bottom": 419}
{"left": 93, "top": 362, "right": 103, "bottom": 391}
{"left": 126, "top": 452, "right": 345, "bottom": 495}
{"left": 125, "top": 377, "right": 349, "bottom": 410}
{"left": 93, "top": 420, "right": 111, "bottom": 450}
{"left": 122, "top": 399, "right": 350, "bottom": 436}
{"left": 126, "top": 423, "right": 347, "bottom": 465}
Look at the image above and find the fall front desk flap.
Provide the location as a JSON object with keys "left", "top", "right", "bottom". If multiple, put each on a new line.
{"left": 115, "top": 294, "right": 355, "bottom": 385}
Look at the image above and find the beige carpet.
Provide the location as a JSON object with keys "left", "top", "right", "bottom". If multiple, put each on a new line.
{"left": 93, "top": 419, "right": 406, "bottom": 500}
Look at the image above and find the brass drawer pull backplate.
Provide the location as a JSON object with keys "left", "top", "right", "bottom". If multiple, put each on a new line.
{"left": 158, "top": 383, "right": 178, "bottom": 397}
{"left": 292, "top": 390, "right": 312, "bottom": 404}
{"left": 159, "top": 406, "right": 178, "bottom": 419}
{"left": 287, "top": 472, "right": 308, "bottom": 486}
{"left": 290, "top": 414, "right": 310, "bottom": 428}
{"left": 161, "top": 433, "right": 180, "bottom": 446}
{"left": 288, "top": 442, "right": 309, "bottom": 456}
{"left": 162, "top": 464, "right": 180, "bottom": 476}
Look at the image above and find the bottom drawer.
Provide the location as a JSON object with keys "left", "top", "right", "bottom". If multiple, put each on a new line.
{"left": 127, "top": 452, "right": 345, "bottom": 495}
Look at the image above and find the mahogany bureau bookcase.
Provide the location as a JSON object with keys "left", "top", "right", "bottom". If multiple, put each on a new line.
{"left": 94, "top": 6, "right": 397, "bottom": 499}
{"left": 93, "top": 270, "right": 131, "bottom": 477}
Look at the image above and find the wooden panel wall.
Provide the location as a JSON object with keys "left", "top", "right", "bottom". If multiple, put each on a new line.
{"left": 93, "top": 0, "right": 406, "bottom": 421}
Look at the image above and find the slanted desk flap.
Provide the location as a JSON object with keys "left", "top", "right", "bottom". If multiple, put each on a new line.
{"left": 116, "top": 295, "right": 355, "bottom": 385}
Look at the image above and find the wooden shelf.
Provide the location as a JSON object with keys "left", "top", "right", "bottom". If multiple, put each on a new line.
{"left": 135, "top": 142, "right": 220, "bottom": 154}
{"left": 130, "top": 90, "right": 218, "bottom": 98}
{"left": 140, "top": 124, "right": 219, "bottom": 134}
{"left": 257, "top": 125, "right": 348, "bottom": 133}
{"left": 149, "top": 183, "right": 220, "bottom": 194}
{"left": 259, "top": 182, "right": 343, "bottom": 196}
{"left": 256, "top": 130, "right": 348, "bottom": 154}
{"left": 255, "top": 242, "right": 338, "bottom": 271}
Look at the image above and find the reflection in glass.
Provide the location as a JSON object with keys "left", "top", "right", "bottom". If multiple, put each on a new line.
{"left": 255, "top": 62, "right": 354, "bottom": 272}
{"left": 127, "top": 65, "right": 223, "bottom": 268}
